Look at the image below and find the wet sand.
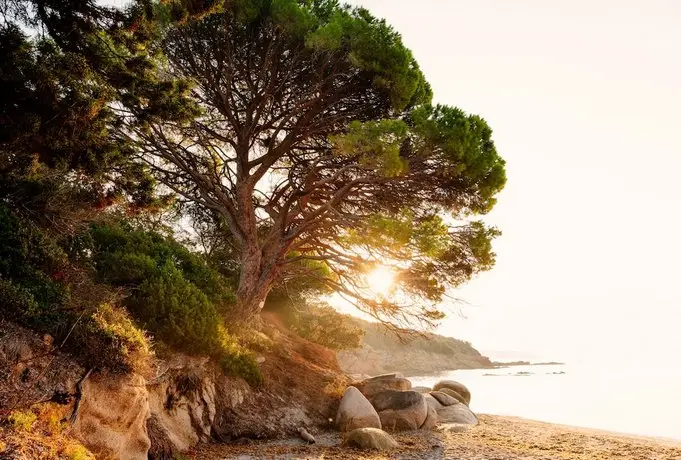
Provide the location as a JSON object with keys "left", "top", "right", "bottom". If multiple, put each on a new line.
{"left": 191, "top": 414, "right": 681, "bottom": 459}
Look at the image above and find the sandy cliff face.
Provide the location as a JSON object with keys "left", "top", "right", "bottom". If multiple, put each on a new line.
{"left": 1, "top": 317, "right": 344, "bottom": 459}
{"left": 71, "top": 373, "right": 151, "bottom": 460}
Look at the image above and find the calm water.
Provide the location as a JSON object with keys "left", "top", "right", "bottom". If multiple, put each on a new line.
{"left": 410, "top": 364, "right": 681, "bottom": 440}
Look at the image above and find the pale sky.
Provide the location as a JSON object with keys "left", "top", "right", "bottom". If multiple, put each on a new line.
{"left": 347, "top": 0, "right": 681, "bottom": 364}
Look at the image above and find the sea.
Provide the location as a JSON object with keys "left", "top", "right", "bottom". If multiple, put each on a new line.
{"left": 410, "top": 363, "right": 681, "bottom": 441}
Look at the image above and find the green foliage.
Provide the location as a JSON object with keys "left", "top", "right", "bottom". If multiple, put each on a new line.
{"left": 128, "top": 266, "right": 221, "bottom": 354}
{"left": 0, "top": 205, "right": 69, "bottom": 329}
{"left": 75, "top": 303, "right": 154, "bottom": 374}
{"left": 218, "top": 337, "right": 263, "bottom": 386}
{"left": 287, "top": 303, "right": 364, "bottom": 351}
{"left": 228, "top": 0, "right": 431, "bottom": 111}
{"left": 0, "top": 23, "right": 169, "bottom": 222}
{"left": 74, "top": 222, "right": 262, "bottom": 383}
{"left": 85, "top": 222, "right": 235, "bottom": 310}
{"left": 331, "top": 120, "right": 409, "bottom": 177}
{"left": 0, "top": 205, "right": 153, "bottom": 374}
{"left": 410, "top": 104, "right": 507, "bottom": 214}
{"left": 73, "top": 222, "right": 240, "bottom": 355}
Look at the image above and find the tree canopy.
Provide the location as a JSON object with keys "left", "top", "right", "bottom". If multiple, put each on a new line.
{"left": 128, "top": 0, "right": 506, "bottom": 327}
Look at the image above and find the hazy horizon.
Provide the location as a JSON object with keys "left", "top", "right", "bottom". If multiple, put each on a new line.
{"left": 346, "top": 0, "right": 681, "bottom": 366}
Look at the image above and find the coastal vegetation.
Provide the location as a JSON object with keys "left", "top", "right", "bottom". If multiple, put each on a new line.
{"left": 1, "top": 0, "right": 504, "bottom": 374}
{"left": 0, "top": 0, "right": 506, "bottom": 457}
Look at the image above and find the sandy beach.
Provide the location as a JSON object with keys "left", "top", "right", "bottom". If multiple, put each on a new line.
{"left": 192, "top": 414, "right": 681, "bottom": 459}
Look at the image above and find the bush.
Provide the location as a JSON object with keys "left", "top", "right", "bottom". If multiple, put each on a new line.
{"left": 84, "top": 222, "right": 235, "bottom": 310}
{"left": 68, "top": 222, "right": 253, "bottom": 377}
{"left": 216, "top": 326, "right": 263, "bottom": 386}
{"left": 127, "top": 266, "right": 222, "bottom": 355}
{"left": 0, "top": 205, "right": 69, "bottom": 330}
{"left": 73, "top": 303, "right": 153, "bottom": 375}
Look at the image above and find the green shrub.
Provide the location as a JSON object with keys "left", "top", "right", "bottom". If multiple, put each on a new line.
{"left": 127, "top": 265, "right": 223, "bottom": 355}
{"left": 75, "top": 223, "right": 248, "bottom": 366}
{"left": 73, "top": 303, "right": 153, "bottom": 375}
{"left": 217, "top": 328, "right": 263, "bottom": 386}
{"left": 0, "top": 205, "right": 69, "bottom": 329}
{"left": 96, "top": 252, "right": 158, "bottom": 285}
{"left": 0, "top": 278, "right": 40, "bottom": 321}
{"left": 85, "top": 222, "right": 235, "bottom": 310}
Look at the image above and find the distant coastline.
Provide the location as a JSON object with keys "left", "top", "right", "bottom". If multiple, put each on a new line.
{"left": 492, "top": 360, "right": 565, "bottom": 368}
{"left": 338, "top": 316, "right": 493, "bottom": 376}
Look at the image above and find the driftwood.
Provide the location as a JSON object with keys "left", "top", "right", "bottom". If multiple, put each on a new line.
{"left": 297, "top": 427, "right": 316, "bottom": 444}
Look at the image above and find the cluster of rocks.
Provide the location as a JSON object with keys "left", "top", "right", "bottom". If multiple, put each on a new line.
{"left": 335, "top": 373, "right": 477, "bottom": 451}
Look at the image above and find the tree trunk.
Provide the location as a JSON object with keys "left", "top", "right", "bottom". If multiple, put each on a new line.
{"left": 235, "top": 247, "right": 271, "bottom": 322}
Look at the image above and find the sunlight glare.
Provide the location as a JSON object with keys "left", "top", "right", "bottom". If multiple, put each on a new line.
{"left": 366, "top": 266, "right": 395, "bottom": 297}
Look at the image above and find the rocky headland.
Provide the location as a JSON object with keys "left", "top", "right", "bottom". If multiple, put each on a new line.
{"left": 337, "top": 317, "right": 493, "bottom": 376}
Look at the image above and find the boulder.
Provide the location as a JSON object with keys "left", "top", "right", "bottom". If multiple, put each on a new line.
{"left": 436, "top": 403, "right": 477, "bottom": 425}
{"left": 335, "top": 387, "right": 381, "bottom": 432}
{"left": 420, "top": 406, "right": 438, "bottom": 430}
{"left": 342, "top": 427, "right": 399, "bottom": 450}
{"left": 410, "top": 386, "right": 431, "bottom": 393}
{"left": 356, "top": 377, "right": 411, "bottom": 399}
{"left": 369, "top": 390, "right": 428, "bottom": 431}
{"left": 430, "top": 391, "right": 459, "bottom": 407}
{"left": 423, "top": 393, "right": 444, "bottom": 411}
{"left": 433, "top": 380, "right": 471, "bottom": 405}
{"left": 436, "top": 387, "right": 468, "bottom": 405}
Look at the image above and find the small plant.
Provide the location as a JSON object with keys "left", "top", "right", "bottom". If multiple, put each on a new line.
{"left": 65, "top": 444, "right": 94, "bottom": 460}
{"left": 323, "top": 375, "right": 350, "bottom": 399}
{"left": 217, "top": 326, "right": 263, "bottom": 386}
{"left": 75, "top": 303, "right": 154, "bottom": 375}
{"left": 8, "top": 409, "right": 37, "bottom": 432}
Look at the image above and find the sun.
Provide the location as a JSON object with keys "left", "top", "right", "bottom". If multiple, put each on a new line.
{"left": 366, "top": 266, "right": 395, "bottom": 297}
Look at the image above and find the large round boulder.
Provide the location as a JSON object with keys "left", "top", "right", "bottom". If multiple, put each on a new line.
{"left": 356, "top": 377, "right": 411, "bottom": 399}
{"left": 342, "top": 427, "right": 399, "bottom": 450}
{"left": 436, "top": 387, "right": 468, "bottom": 405}
{"left": 430, "top": 391, "right": 459, "bottom": 407}
{"left": 433, "top": 380, "right": 471, "bottom": 405}
{"left": 335, "top": 387, "right": 381, "bottom": 432}
{"left": 369, "top": 390, "right": 428, "bottom": 431}
{"left": 437, "top": 403, "right": 478, "bottom": 425}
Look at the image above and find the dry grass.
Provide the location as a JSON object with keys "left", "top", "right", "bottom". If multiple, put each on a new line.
{"left": 0, "top": 402, "right": 95, "bottom": 459}
{"left": 323, "top": 374, "right": 350, "bottom": 400}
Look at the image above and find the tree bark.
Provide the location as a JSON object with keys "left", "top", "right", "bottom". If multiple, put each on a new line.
{"left": 235, "top": 245, "right": 274, "bottom": 321}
